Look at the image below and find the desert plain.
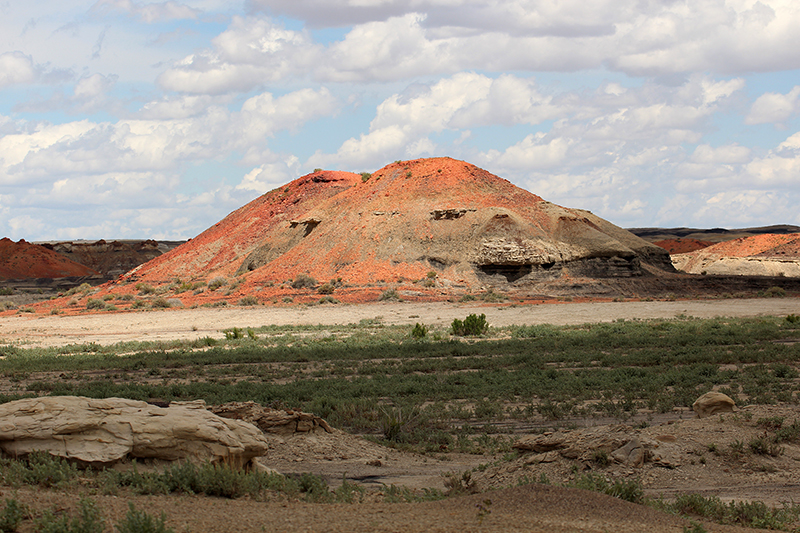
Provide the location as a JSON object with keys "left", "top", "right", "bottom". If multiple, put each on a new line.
{"left": 1, "top": 297, "right": 800, "bottom": 532}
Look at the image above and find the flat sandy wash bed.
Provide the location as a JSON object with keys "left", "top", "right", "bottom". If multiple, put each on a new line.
{"left": 1, "top": 298, "right": 798, "bottom": 348}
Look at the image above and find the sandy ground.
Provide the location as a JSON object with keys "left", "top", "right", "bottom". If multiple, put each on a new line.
{"left": 1, "top": 297, "right": 799, "bottom": 348}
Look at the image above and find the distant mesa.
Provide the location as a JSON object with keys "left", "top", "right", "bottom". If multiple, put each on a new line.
{"left": 672, "top": 233, "right": 800, "bottom": 277}
{"left": 121, "top": 157, "right": 673, "bottom": 294}
{"left": 0, "top": 238, "right": 99, "bottom": 279}
{"left": 652, "top": 238, "right": 714, "bottom": 255}
{"left": 39, "top": 239, "right": 173, "bottom": 279}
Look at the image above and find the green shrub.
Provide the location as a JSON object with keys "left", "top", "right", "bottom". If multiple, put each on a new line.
{"left": 238, "top": 296, "right": 259, "bottom": 306}
{"left": 411, "top": 323, "right": 428, "bottom": 339}
{"left": 23, "top": 451, "right": 79, "bottom": 488}
{"left": 0, "top": 498, "right": 26, "bottom": 533}
{"left": 318, "top": 296, "right": 339, "bottom": 304}
{"left": 379, "top": 289, "right": 401, "bottom": 301}
{"left": 0, "top": 287, "right": 13, "bottom": 296}
{"left": 292, "top": 274, "right": 316, "bottom": 290}
{"left": 135, "top": 283, "right": 156, "bottom": 295}
{"left": 172, "top": 282, "right": 195, "bottom": 294}
{"left": 786, "top": 313, "right": 800, "bottom": 324}
{"left": 451, "top": 314, "right": 488, "bottom": 336}
{"left": 130, "top": 300, "right": 148, "bottom": 309}
{"left": 317, "top": 283, "right": 335, "bottom": 295}
{"left": 195, "top": 337, "right": 217, "bottom": 347}
{"left": 569, "top": 473, "right": 643, "bottom": 504}
{"left": 360, "top": 172, "right": 371, "bottom": 183}
{"left": 297, "top": 472, "right": 333, "bottom": 502}
{"left": 223, "top": 327, "right": 244, "bottom": 340}
{"left": 669, "top": 493, "right": 797, "bottom": 529}
{"left": 86, "top": 299, "right": 105, "bottom": 310}
{"left": 221, "top": 327, "right": 255, "bottom": 340}
{"left": 207, "top": 277, "right": 227, "bottom": 291}
{"left": 64, "top": 283, "right": 93, "bottom": 297}
{"left": 381, "top": 405, "right": 420, "bottom": 443}
{"left": 774, "top": 420, "right": 800, "bottom": 443}
{"left": 115, "top": 503, "right": 174, "bottom": 533}
{"left": 762, "top": 286, "right": 786, "bottom": 298}
{"left": 748, "top": 436, "right": 782, "bottom": 456}
{"left": 108, "top": 461, "right": 298, "bottom": 500}
{"left": 36, "top": 497, "right": 104, "bottom": 533}
{"left": 481, "top": 290, "right": 506, "bottom": 303}
{"left": 151, "top": 298, "right": 171, "bottom": 309}
{"left": 333, "top": 475, "right": 365, "bottom": 503}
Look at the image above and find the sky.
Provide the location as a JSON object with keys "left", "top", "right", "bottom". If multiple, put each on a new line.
{"left": 2, "top": 0, "right": 800, "bottom": 241}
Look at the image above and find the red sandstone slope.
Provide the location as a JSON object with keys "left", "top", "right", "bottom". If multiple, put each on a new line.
{"left": 672, "top": 233, "right": 800, "bottom": 276}
{"left": 678, "top": 233, "right": 800, "bottom": 260}
{"left": 123, "top": 157, "right": 671, "bottom": 291}
{"left": 0, "top": 238, "right": 99, "bottom": 279}
{"left": 653, "top": 238, "right": 714, "bottom": 254}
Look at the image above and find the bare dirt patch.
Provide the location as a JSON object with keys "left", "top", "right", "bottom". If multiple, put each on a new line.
{"left": 2, "top": 297, "right": 799, "bottom": 348}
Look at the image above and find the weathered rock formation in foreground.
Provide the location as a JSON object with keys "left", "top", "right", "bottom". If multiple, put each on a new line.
{"left": 210, "top": 402, "right": 333, "bottom": 436}
{"left": 0, "top": 396, "right": 268, "bottom": 467}
{"left": 692, "top": 392, "right": 736, "bottom": 418}
{"left": 123, "top": 157, "right": 672, "bottom": 291}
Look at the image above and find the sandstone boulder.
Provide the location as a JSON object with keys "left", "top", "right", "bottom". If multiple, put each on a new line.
{"left": 209, "top": 402, "right": 333, "bottom": 436}
{"left": 692, "top": 392, "right": 736, "bottom": 418}
{"left": 513, "top": 425, "right": 677, "bottom": 468}
{"left": 0, "top": 396, "right": 268, "bottom": 467}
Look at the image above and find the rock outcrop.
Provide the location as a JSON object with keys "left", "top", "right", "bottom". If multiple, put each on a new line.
{"left": 513, "top": 425, "right": 682, "bottom": 469}
{"left": 43, "top": 240, "right": 172, "bottom": 279}
{"left": 209, "top": 402, "right": 333, "bottom": 436}
{"left": 692, "top": 392, "right": 736, "bottom": 418}
{"left": 672, "top": 233, "right": 800, "bottom": 277}
{"left": 0, "top": 396, "right": 268, "bottom": 467}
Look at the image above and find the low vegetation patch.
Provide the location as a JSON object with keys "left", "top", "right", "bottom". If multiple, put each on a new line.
{"left": 451, "top": 313, "right": 488, "bottom": 336}
{"left": 292, "top": 274, "right": 316, "bottom": 290}
{"left": 1, "top": 315, "right": 799, "bottom": 453}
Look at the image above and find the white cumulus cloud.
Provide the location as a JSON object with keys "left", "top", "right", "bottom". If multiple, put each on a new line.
{"left": 91, "top": 0, "right": 201, "bottom": 23}
{"left": 745, "top": 86, "right": 800, "bottom": 125}
{"left": 0, "top": 52, "right": 39, "bottom": 87}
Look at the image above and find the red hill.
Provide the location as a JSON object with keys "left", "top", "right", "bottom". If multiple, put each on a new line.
{"left": 120, "top": 157, "right": 672, "bottom": 299}
{"left": 0, "top": 238, "right": 99, "bottom": 279}
{"left": 653, "top": 238, "right": 714, "bottom": 255}
{"left": 672, "top": 233, "right": 800, "bottom": 276}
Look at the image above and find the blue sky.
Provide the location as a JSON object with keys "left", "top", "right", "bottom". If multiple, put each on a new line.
{"left": 2, "top": 0, "right": 800, "bottom": 240}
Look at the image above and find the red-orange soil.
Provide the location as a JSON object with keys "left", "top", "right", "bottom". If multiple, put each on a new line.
{"left": 653, "top": 238, "right": 714, "bottom": 254}
{"left": 0, "top": 238, "right": 99, "bottom": 279}
{"left": 697, "top": 233, "right": 800, "bottom": 258}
